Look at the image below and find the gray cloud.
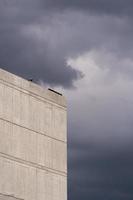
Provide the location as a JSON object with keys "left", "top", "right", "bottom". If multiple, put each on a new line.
{"left": 68, "top": 142, "right": 133, "bottom": 200}
{"left": 65, "top": 59, "right": 133, "bottom": 199}
{"left": 0, "top": 0, "right": 83, "bottom": 88}
{"left": 43, "top": 0, "right": 133, "bottom": 17}
{"left": 1, "top": 0, "right": 133, "bottom": 88}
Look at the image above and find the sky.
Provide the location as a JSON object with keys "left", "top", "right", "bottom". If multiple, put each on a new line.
{"left": 1, "top": 0, "right": 133, "bottom": 199}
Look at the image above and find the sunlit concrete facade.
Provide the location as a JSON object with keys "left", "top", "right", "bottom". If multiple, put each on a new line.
{"left": 0, "top": 68, "right": 67, "bottom": 200}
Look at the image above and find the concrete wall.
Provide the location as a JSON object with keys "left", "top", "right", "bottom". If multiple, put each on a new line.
{"left": 0, "top": 68, "right": 67, "bottom": 200}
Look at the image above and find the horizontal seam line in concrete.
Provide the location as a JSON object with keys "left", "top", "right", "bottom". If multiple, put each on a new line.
{"left": 0, "top": 152, "right": 67, "bottom": 177}
{"left": 0, "top": 117, "right": 67, "bottom": 144}
{"left": 0, "top": 79, "right": 67, "bottom": 109}
{"left": 0, "top": 193, "right": 24, "bottom": 200}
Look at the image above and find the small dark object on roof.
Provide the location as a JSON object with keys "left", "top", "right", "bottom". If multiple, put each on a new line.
{"left": 48, "top": 88, "right": 62, "bottom": 96}
{"left": 28, "top": 79, "right": 33, "bottom": 82}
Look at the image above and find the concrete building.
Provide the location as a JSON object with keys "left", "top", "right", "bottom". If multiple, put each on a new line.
{"left": 0, "top": 68, "right": 67, "bottom": 200}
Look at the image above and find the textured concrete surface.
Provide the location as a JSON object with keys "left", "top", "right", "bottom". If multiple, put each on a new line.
{"left": 0, "top": 68, "right": 67, "bottom": 200}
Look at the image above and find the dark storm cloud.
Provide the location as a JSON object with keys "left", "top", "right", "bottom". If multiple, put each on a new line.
{"left": 68, "top": 142, "right": 133, "bottom": 200}
{"left": 1, "top": 0, "right": 133, "bottom": 87}
{"left": 68, "top": 107, "right": 133, "bottom": 200}
{"left": 0, "top": 0, "right": 83, "bottom": 87}
{"left": 44, "top": 0, "right": 133, "bottom": 17}
{"left": 65, "top": 70, "right": 133, "bottom": 200}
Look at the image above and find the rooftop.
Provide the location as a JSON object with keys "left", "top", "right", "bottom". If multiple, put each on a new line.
{"left": 0, "top": 68, "right": 66, "bottom": 107}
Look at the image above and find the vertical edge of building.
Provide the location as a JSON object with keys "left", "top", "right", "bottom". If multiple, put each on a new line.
{"left": 0, "top": 68, "right": 67, "bottom": 200}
